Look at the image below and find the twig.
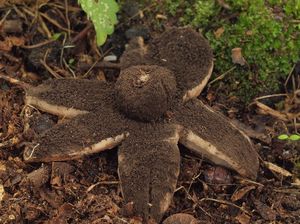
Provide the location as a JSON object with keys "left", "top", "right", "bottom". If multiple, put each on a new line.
{"left": 284, "top": 63, "right": 296, "bottom": 93}
{"left": 0, "top": 72, "right": 31, "bottom": 89}
{"left": 0, "top": 9, "right": 11, "bottom": 26}
{"left": 86, "top": 181, "right": 119, "bottom": 193}
{"left": 273, "top": 188, "right": 300, "bottom": 195}
{"left": 39, "top": 11, "right": 73, "bottom": 33}
{"left": 199, "top": 198, "right": 251, "bottom": 216}
{"left": 254, "top": 93, "right": 288, "bottom": 101}
{"left": 207, "top": 66, "right": 236, "bottom": 87}
{"left": 22, "top": 39, "right": 56, "bottom": 49}
{"left": 40, "top": 49, "right": 62, "bottom": 79}
{"left": 38, "top": 15, "right": 52, "bottom": 38}
{"left": 81, "top": 61, "right": 121, "bottom": 78}
{"left": 64, "top": 0, "right": 71, "bottom": 38}
{"left": 71, "top": 22, "right": 93, "bottom": 43}
{"left": 254, "top": 101, "right": 289, "bottom": 121}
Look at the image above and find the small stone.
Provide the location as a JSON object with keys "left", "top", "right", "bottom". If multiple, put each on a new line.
{"left": 103, "top": 55, "right": 117, "bottom": 62}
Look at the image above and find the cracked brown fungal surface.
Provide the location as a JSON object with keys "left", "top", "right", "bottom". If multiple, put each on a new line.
{"left": 118, "top": 123, "right": 181, "bottom": 222}
{"left": 116, "top": 65, "right": 177, "bottom": 121}
{"left": 121, "top": 27, "right": 214, "bottom": 100}
{"left": 23, "top": 28, "right": 259, "bottom": 223}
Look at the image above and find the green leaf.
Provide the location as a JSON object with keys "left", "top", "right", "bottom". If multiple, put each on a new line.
{"left": 51, "top": 33, "right": 62, "bottom": 40}
{"left": 78, "top": 0, "right": 119, "bottom": 46}
{"left": 68, "top": 58, "right": 75, "bottom": 65}
{"left": 289, "top": 134, "right": 300, "bottom": 141}
{"left": 277, "top": 134, "right": 289, "bottom": 140}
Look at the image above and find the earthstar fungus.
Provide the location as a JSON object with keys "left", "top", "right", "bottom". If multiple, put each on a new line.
{"left": 23, "top": 28, "right": 259, "bottom": 223}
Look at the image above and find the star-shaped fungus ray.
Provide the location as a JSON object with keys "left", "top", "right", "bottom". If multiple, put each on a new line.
{"left": 26, "top": 79, "right": 114, "bottom": 118}
{"left": 118, "top": 123, "right": 181, "bottom": 223}
{"left": 174, "top": 100, "right": 259, "bottom": 180}
{"left": 120, "top": 27, "right": 214, "bottom": 101}
{"left": 24, "top": 79, "right": 128, "bottom": 162}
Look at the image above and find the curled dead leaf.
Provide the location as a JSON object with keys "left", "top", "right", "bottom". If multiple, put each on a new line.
{"left": 214, "top": 27, "right": 225, "bottom": 39}
{"left": 231, "top": 48, "right": 246, "bottom": 66}
{"left": 235, "top": 212, "right": 251, "bottom": 224}
{"left": 231, "top": 185, "right": 256, "bottom": 202}
{"left": 0, "top": 36, "right": 25, "bottom": 51}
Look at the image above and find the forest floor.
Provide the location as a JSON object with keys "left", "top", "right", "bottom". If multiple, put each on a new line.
{"left": 0, "top": 1, "right": 299, "bottom": 224}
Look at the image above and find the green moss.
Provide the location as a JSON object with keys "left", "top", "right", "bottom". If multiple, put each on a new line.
{"left": 157, "top": 0, "right": 300, "bottom": 102}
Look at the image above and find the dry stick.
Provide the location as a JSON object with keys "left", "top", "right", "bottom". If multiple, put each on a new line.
{"left": 64, "top": 0, "right": 71, "bottom": 38}
{"left": 86, "top": 181, "right": 119, "bottom": 193}
{"left": 22, "top": 39, "right": 56, "bottom": 49}
{"left": 207, "top": 66, "right": 236, "bottom": 87}
{"left": 0, "top": 9, "right": 11, "bottom": 26}
{"left": 254, "top": 93, "right": 288, "bottom": 101}
{"left": 40, "top": 49, "right": 62, "bottom": 79}
{"left": 47, "top": 2, "right": 81, "bottom": 12}
{"left": 71, "top": 22, "right": 93, "bottom": 43}
{"left": 38, "top": 15, "right": 52, "bottom": 38}
{"left": 0, "top": 72, "right": 31, "bottom": 89}
{"left": 21, "top": 7, "right": 47, "bottom": 37}
{"left": 274, "top": 188, "right": 300, "bottom": 195}
{"left": 284, "top": 63, "right": 296, "bottom": 93}
{"left": 254, "top": 101, "right": 289, "bottom": 121}
{"left": 13, "top": 5, "right": 28, "bottom": 22}
{"left": 80, "top": 61, "right": 121, "bottom": 78}
{"left": 39, "top": 11, "right": 73, "bottom": 33}
{"left": 199, "top": 198, "right": 251, "bottom": 216}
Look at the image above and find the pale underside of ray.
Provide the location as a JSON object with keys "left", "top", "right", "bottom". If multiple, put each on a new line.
{"left": 118, "top": 125, "right": 181, "bottom": 223}
{"left": 24, "top": 85, "right": 128, "bottom": 162}
{"left": 24, "top": 132, "right": 127, "bottom": 162}
{"left": 25, "top": 95, "right": 88, "bottom": 118}
{"left": 176, "top": 100, "right": 259, "bottom": 180}
{"left": 182, "top": 61, "right": 214, "bottom": 102}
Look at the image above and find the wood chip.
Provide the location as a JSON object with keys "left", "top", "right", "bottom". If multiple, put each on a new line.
{"left": 0, "top": 184, "right": 4, "bottom": 202}
{"left": 231, "top": 48, "right": 246, "bottom": 66}
{"left": 264, "top": 161, "right": 292, "bottom": 177}
{"left": 231, "top": 185, "right": 256, "bottom": 202}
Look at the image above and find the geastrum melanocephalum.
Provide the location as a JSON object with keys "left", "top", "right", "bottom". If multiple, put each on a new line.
{"left": 21, "top": 28, "right": 259, "bottom": 223}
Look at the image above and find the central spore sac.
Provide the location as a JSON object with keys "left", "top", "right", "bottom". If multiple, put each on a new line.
{"left": 115, "top": 65, "right": 177, "bottom": 121}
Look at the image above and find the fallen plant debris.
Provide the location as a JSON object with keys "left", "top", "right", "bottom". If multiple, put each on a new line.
{"left": 0, "top": 1, "right": 300, "bottom": 224}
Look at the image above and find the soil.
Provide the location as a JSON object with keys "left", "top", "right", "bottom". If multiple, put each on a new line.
{"left": 116, "top": 65, "right": 177, "bottom": 121}
{"left": 0, "top": 1, "right": 300, "bottom": 224}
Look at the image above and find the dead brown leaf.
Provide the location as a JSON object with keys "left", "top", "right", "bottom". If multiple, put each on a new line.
{"left": 214, "top": 27, "right": 225, "bottom": 39}
{"left": 231, "top": 185, "right": 256, "bottom": 202}
{"left": 0, "top": 36, "right": 25, "bottom": 51}
{"left": 254, "top": 200, "right": 277, "bottom": 221}
{"left": 231, "top": 48, "right": 246, "bottom": 66}
{"left": 235, "top": 212, "right": 251, "bottom": 224}
{"left": 217, "top": 0, "right": 231, "bottom": 9}
{"left": 25, "top": 165, "right": 50, "bottom": 188}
